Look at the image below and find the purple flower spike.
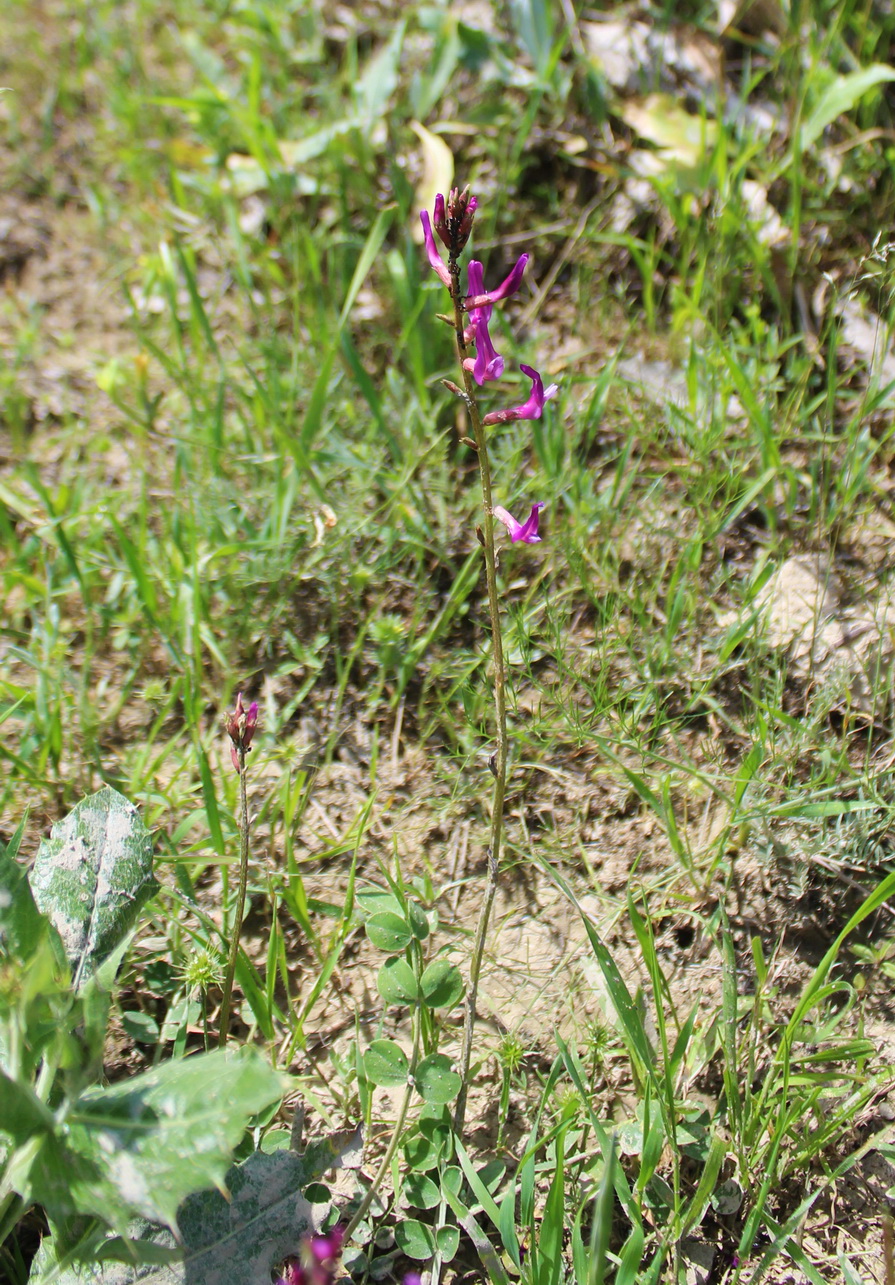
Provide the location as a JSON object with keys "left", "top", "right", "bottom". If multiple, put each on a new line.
{"left": 420, "top": 209, "right": 452, "bottom": 289}
{"left": 482, "top": 364, "right": 558, "bottom": 426}
{"left": 465, "top": 254, "right": 529, "bottom": 310}
{"left": 493, "top": 502, "right": 546, "bottom": 544}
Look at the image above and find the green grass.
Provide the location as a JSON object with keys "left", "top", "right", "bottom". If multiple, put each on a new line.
{"left": 3, "top": 0, "right": 895, "bottom": 1281}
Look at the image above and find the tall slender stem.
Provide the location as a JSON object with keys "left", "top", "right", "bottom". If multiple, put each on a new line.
{"left": 344, "top": 985, "right": 422, "bottom": 1241}
{"left": 219, "top": 748, "right": 250, "bottom": 1048}
{"left": 448, "top": 257, "right": 508, "bottom": 1136}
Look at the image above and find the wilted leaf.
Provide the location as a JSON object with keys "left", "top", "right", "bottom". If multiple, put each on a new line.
{"left": 29, "top": 787, "right": 159, "bottom": 988}
{"left": 27, "top": 1048, "right": 284, "bottom": 1235}
{"left": 30, "top": 1146, "right": 331, "bottom": 1285}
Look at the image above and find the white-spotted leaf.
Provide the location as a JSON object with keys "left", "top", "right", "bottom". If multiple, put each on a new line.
{"left": 30, "top": 787, "right": 158, "bottom": 988}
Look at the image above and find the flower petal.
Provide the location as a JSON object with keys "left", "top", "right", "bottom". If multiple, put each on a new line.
{"left": 516, "top": 502, "right": 546, "bottom": 542}
{"left": 466, "top": 261, "right": 492, "bottom": 321}
{"left": 420, "top": 209, "right": 452, "bottom": 289}
{"left": 467, "top": 318, "right": 504, "bottom": 384}
{"left": 465, "top": 254, "right": 529, "bottom": 310}
{"left": 482, "top": 364, "right": 558, "bottom": 425}
{"left": 493, "top": 502, "right": 545, "bottom": 544}
{"left": 492, "top": 506, "right": 522, "bottom": 540}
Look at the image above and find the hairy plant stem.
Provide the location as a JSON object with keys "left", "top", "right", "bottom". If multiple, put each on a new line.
{"left": 447, "top": 257, "right": 508, "bottom": 1136}
{"left": 218, "top": 747, "right": 249, "bottom": 1048}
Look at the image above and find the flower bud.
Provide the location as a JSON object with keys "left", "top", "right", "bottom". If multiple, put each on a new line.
{"left": 436, "top": 186, "right": 478, "bottom": 255}
{"left": 226, "top": 692, "right": 259, "bottom": 772}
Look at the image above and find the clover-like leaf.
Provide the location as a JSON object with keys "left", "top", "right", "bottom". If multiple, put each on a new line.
{"left": 395, "top": 1218, "right": 436, "bottom": 1259}
{"left": 363, "top": 1039, "right": 410, "bottom": 1087}
{"left": 414, "top": 1054, "right": 462, "bottom": 1104}
{"left": 365, "top": 911, "right": 412, "bottom": 954}
{"left": 420, "top": 958, "right": 464, "bottom": 1009}
{"left": 377, "top": 957, "right": 420, "bottom": 1005}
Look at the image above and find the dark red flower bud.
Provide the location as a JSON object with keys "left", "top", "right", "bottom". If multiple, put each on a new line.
{"left": 435, "top": 186, "right": 478, "bottom": 255}
{"left": 225, "top": 692, "right": 259, "bottom": 772}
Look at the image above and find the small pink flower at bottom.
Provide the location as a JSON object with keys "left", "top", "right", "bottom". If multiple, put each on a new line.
{"left": 277, "top": 1227, "right": 345, "bottom": 1285}
{"left": 492, "top": 502, "right": 545, "bottom": 544}
{"left": 309, "top": 1227, "right": 344, "bottom": 1265}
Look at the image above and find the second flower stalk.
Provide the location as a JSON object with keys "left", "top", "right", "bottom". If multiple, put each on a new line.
{"left": 420, "top": 187, "right": 554, "bottom": 1132}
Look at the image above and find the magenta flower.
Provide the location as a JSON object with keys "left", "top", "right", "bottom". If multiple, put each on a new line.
{"left": 482, "top": 364, "right": 558, "bottom": 426}
{"left": 492, "top": 502, "right": 546, "bottom": 544}
{"left": 309, "top": 1228, "right": 344, "bottom": 1265}
{"left": 465, "top": 254, "right": 529, "bottom": 310}
{"left": 276, "top": 1226, "right": 345, "bottom": 1285}
{"left": 420, "top": 208, "right": 452, "bottom": 289}
{"left": 225, "top": 691, "right": 258, "bottom": 773}
{"left": 467, "top": 320, "right": 504, "bottom": 383}
{"left": 462, "top": 260, "right": 491, "bottom": 343}
{"left": 463, "top": 260, "right": 505, "bottom": 384}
